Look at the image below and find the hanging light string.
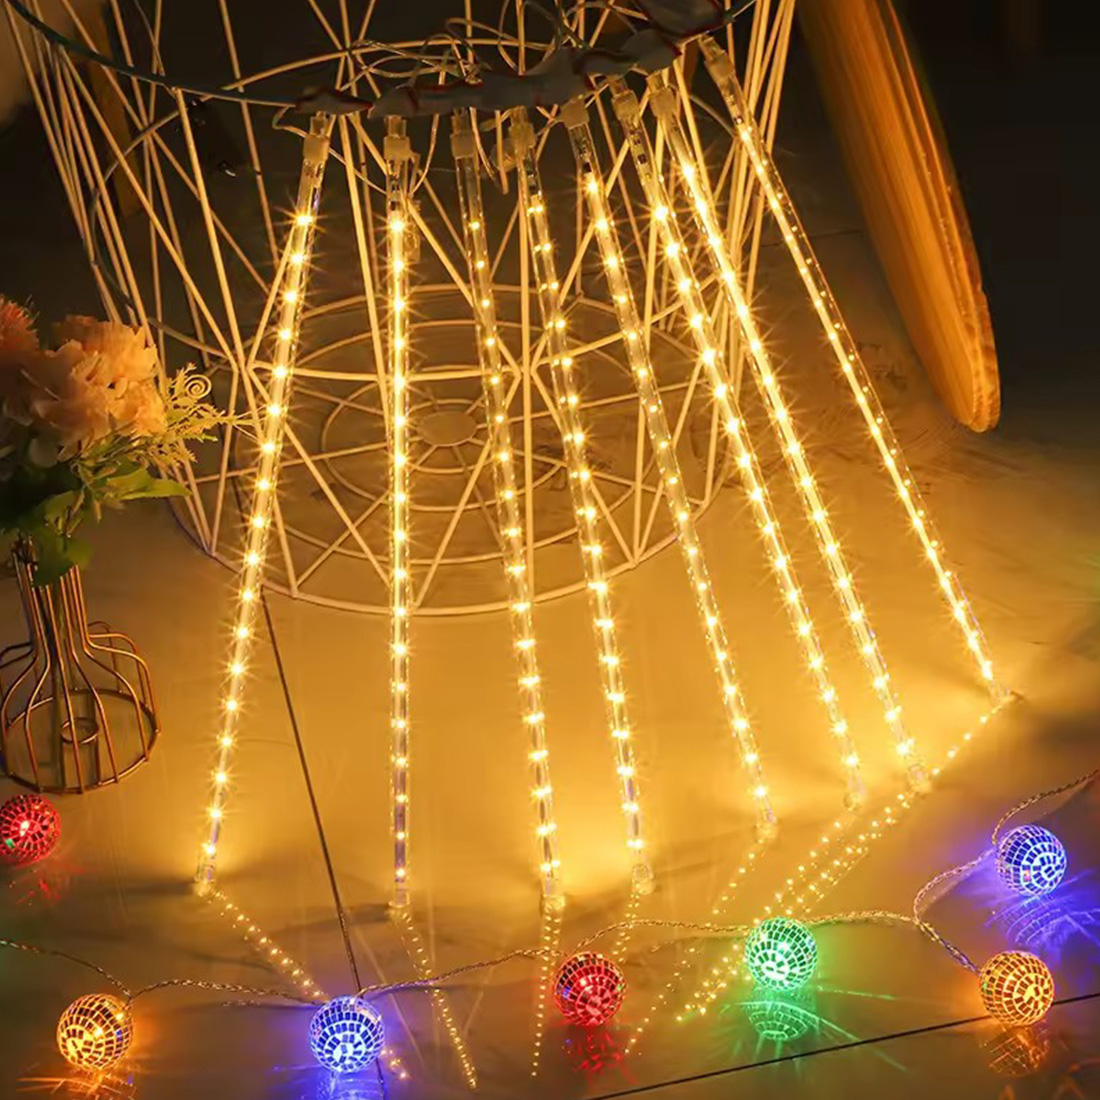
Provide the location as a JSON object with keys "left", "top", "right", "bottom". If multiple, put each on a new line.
{"left": 697, "top": 36, "right": 1001, "bottom": 698}
{"left": 451, "top": 112, "right": 564, "bottom": 905}
{"left": 196, "top": 113, "right": 333, "bottom": 889}
{"left": 384, "top": 117, "right": 414, "bottom": 907}
{"left": 0, "top": 906, "right": 973, "bottom": 1014}
{"left": 17, "top": 736, "right": 1091, "bottom": 1075}
{"left": 508, "top": 106, "right": 652, "bottom": 889}
{"left": 609, "top": 78, "right": 866, "bottom": 810}
{"left": 561, "top": 96, "right": 776, "bottom": 836}
{"left": 28, "top": 774, "right": 1084, "bottom": 1020}
{"left": 649, "top": 79, "right": 927, "bottom": 792}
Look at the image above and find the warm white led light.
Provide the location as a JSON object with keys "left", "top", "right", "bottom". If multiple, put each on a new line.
{"left": 696, "top": 36, "right": 1000, "bottom": 699}
{"left": 567, "top": 101, "right": 781, "bottom": 831}
{"left": 195, "top": 117, "right": 333, "bottom": 889}
{"left": 647, "top": 77, "right": 926, "bottom": 789}
{"left": 509, "top": 107, "right": 652, "bottom": 892}
{"left": 386, "top": 120, "right": 414, "bottom": 907}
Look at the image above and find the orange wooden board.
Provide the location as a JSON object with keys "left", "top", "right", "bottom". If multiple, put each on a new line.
{"left": 799, "top": 0, "right": 1001, "bottom": 430}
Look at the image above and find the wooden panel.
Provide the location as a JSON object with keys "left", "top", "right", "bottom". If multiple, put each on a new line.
{"left": 799, "top": 0, "right": 1000, "bottom": 430}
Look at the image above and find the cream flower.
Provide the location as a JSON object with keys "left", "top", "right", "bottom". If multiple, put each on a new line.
{"left": 113, "top": 380, "right": 168, "bottom": 437}
{"left": 0, "top": 298, "right": 37, "bottom": 358}
{"left": 22, "top": 343, "right": 115, "bottom": 451}
{"left": 0, "top": 298, "right": 39, "bottom": 412}
{"left": 54, "top": 316, "right": 157, "bottom": 386}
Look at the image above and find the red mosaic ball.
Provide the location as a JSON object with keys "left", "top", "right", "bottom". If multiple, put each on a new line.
{"left": 553, "top": 952, "right": 625, "bottom": 1026}
{"left": 0, "top": 794, "right": 60, "bottom": 865}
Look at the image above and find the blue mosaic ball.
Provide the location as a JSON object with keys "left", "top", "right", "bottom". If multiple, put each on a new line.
{"left": 309, "top": 996, "right": 385, "bottom": 1073}
{"left": 996, "top": 825, "right": 1067, "bottom": 896}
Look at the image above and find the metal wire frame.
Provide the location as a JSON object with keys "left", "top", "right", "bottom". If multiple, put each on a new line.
{"left": 0, "top": 546, "right": 158, "bottom": 793}
{"left": 6, "top": 0, "right": 796, "bottom": 616}
{"left": 11, "top": 0, "right": 801, "bottom": 1084}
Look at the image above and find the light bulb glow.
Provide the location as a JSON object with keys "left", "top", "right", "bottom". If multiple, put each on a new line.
{"left": 510, "top": 107, "right": 651, "bottom": 887}
{"left": 996, "top": 825, "right": 1067, "bottom": 896}
{"left": 744, "top": 918, "right": 818, "bottom": 990}
{"left": 554, "top": 952, "right": 626, "bottom": 1026}
{"left": 0, "top": 794, "right": 60, "bottom": 865}
{"left": 196, "top": 114, "right": 332, "bottom": 887}
{"left": 309, "top": 996, "right": 385, "bottom": 1073}
{"left": 650, "top": 76, "right": 923, "bottom": 789}
{"left": 697, "top": 36, "right": 1001, "bottom": 698}
{"left": 57, "top": 994, "right": 133, "bottom": 1071}
{"left": 573, "top": 97, "right": 778, "bottom": 829}
{"left": 979, "top": 951, "right": 1055, "bottom": 1026}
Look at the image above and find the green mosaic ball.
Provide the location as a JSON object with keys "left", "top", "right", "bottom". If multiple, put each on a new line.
{"left": 743, "top": 989, "right": 817, "bottom": 1043}
{"left": 744, "top": 918, "right": 818, "bottom": 990}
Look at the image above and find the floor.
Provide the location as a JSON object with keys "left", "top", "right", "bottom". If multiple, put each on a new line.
{"left": 2, "top": 11, "right": 1100, "bottom": 1100}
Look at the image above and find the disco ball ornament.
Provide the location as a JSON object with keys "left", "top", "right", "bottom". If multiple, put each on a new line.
{"left": 309, "top": 996, "right": 385, "bottom": 1073}
{"left": 979, "top": 951, "right": 1055, "bottom": 1026}
{"left": 743, "top": 987, "right": 817, "bottom": 1043}
{"left": 995, "top": 825, "right": 1067, "bottom": 896}
{"left": 553, "top": 952, "right": 625, "bottom": 1026}
{"left": 56, "top": 993, "right": 133, "bottom": 1071}
{"left": 744, "top": 918, "right": 818, "bottom": 990}
{"left": 985, "top": 1024, "right": 1051, "bottom": 1079}
{"left": 0, "top": 793, "right": 60, "bottom": 865}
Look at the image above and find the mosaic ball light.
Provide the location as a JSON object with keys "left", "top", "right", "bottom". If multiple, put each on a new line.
{"left": 995, "top": 825, "right": 1067, "bottom": 896}
{"left": 553, "top": 952, "right": 625, "bottom": 1026}
{"left": 743, "top": 990, "right": 817, "bottom": 1043}
{"left": 57, "top": 993, "right": 133, "bottom": 1071}
{"left": 744, "top": 918, "right": 818, "bottom": 990}
{"left": 309, "top": 996, "right": 385, "bottom": 1073}
{"left": 986, "top": 1025, "right": 1051, "bottom": 1079}
{"left": 0, "top": 793, "right": 60, "bottom": 865}
{"left": 979, "top": 951, "right": 1055, "bottom": 1027}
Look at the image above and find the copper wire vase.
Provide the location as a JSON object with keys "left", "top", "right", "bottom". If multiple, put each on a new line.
{"left": 0, "top": 543, "right": 159, "bottom": 792}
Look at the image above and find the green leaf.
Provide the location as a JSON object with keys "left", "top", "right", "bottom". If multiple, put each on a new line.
{"left": 131, "top": 477, "right": 188, "bottom": 499}
{"left": 106, "top": 468, "right": 188, "bottom": 501}
{"left": 30, "top": 526, "right": 91, "bottom": 586}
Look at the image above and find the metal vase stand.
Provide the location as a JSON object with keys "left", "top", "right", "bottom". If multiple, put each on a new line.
{"left": 0, "top": 543, "right": 159, "bottom": 792}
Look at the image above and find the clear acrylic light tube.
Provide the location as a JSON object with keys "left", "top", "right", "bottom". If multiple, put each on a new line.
{"left": 610, "top": 80, "right": 865, "bottom": 807}
{"left": 509, "top": 107, "right": 654, "bottom": 888}
{"left": 651, "top": 80, "right": 927, "bottom": 789}
{"left": 196, "top": 113, "right": 333, "bottom": 888}
{"left": 699, "top": 36, "right": 1000, "bottom": 698}
{"left": 385, "top": 117, "right": 414, "bottom": 907}
{"left": 562, "top": 96, "right": 777, "bottom": 834}
{"left": 451, "top": 113, "right": 564, "bottom": 903}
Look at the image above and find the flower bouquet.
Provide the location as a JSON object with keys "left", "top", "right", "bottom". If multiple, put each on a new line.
{"left": 0, "top": 297, "right": 227, "bottom": 583}
{"left": 0, "top": 297, "right": 230, "bottom": 790}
